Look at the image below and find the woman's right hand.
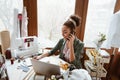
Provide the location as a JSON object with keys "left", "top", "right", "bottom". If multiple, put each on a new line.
{"left": 33, "top": 55, "right": 42, "bottom": 60}
{"left": 33, "top": 53, "right": 49, "bottom": 60}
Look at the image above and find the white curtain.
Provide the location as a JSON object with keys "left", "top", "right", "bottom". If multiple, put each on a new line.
{"left": 106, "top": 10, "right": 120, "bottom": 48}
{"left": 37, "top": 0, "right": 76, "bottom": 48}
{"left": 84, "top": 0, "right": 116, "bottom": 47}
{"left": 0, "top": 0, "right": 23, "bottom": 32}
{"left": 0, "top": 0, "right": 23, "bottom": 48}
{"left": 21, "top": 7, "right": 28, "bottom": 37}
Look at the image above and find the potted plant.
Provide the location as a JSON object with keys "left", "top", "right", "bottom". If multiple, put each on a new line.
{"left": 94, "top": 33, "right": 106, "bottom": 52}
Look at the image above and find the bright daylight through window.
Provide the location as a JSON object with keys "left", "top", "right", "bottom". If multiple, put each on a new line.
{"left": 0, "top": 0, "right": 23, "bottom": 43}
{"left": 37, "top": 0, "right": 76, "bottom": 48}
{"left": 84, "top": 0, "right": 116, "bottom": 47}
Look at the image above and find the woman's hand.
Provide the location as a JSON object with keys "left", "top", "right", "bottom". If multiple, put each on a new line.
{"left": 67, "top": 34, "right": 75, "bottom": 48}
{"left": 33, "top": 55, "right": 42, "bottom": 60}
{"left": 33, "top": 53, "right": 49, "bottom": 60}
{"left": 66, "top": 34, "right": 75, "bottom": 62}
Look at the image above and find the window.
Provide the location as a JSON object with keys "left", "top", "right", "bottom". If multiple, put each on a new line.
{"left": 0, "top": 0, "right": 23, "bottom": 31}
{"left": 37, "top": 0, "right": 76, "bottom": 47}
{"left": 0, "top": 0, "right": 23, "bottom": 44}
{"left": 84, "top": 0, "right": 116, "bottom": 47}
{"left": 119, "top": 48, "right": 120, "bottom": 52}
{"left": 0, "top": 19, "right": 6, "bottom": 32}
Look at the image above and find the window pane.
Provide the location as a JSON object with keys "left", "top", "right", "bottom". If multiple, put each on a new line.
{"left": 0, "top": 0, "right": 23, "bottom": 31}
{"left": 37, "top": 0, "right": 76, "bottom": 47}
{"left": 84, "top": 0, "right": 116, "bottom": 47}
{"left": 0, "top": 19, "right": 6, "bottom": 31}
{"left": 0, "top": 0, "right": 23, "bottom": 44}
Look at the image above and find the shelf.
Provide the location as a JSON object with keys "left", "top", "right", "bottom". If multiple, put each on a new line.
{"left": 85, "top": 49, "right": 110, "bottom": 78}
{"left": 86, "top": 49, "right": 110, "bottom": 63}
{"left": 85, "top": 60, "right": 107, "bottom": 77}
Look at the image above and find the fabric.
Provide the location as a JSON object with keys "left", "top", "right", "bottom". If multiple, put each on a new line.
{"left": 48, "top": 37, "right": 84, "bottom": 69}
{"left": 0, "top": 64, "right": 6, "bottom": 78}
{"left": 106, "top": 10, "right": 120, "bottom": 48}
{"left": 63, "top": 69, "right": 92, "bottom": 80}
{"left": 0, "top": 54, "right": 8, "bottom": 80}
{"left": 63, "top": 43, "right": 70, "bottom": 62}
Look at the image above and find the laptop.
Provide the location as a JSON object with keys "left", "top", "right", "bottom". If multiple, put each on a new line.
{"left": 31, "top": 59, "right": 60, "bottom": 77}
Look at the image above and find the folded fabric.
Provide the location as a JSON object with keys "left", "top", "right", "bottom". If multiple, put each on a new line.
{"left": 63, "top": 69, "right": 92, "bottom": 80}
{"left": 17, "top": 65, "right": 30, "bottom": 72}
{"left": 0, "top": 64, "right": 7, "bottom": 78}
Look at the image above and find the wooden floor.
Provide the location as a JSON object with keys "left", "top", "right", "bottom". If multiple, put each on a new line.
{"left": 110, "top": 75, "right": 120, "bottom": 80}
{"left": 101, "top": 75, "right": 120, "bottom": 80}
{"left": 111, "top": 76, "right": 119, "bottom": 80}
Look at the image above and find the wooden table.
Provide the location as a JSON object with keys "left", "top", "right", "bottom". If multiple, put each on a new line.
{"left": 5, "top": 59, "right": 33, "bottom": 80}
{"left": 5, "top": 56, "right": 66, "bottom": 80}
{"left": 6, "top": 56, "right": 91, "bottom": 80}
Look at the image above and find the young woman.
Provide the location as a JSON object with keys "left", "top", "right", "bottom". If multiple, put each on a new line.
{"left": 35, "top": 15, "right": 84, "bottom": 69}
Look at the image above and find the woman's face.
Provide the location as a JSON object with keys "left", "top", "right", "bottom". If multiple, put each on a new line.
{"left": 62, "top": 25, "right": 71, "bottom": 40}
